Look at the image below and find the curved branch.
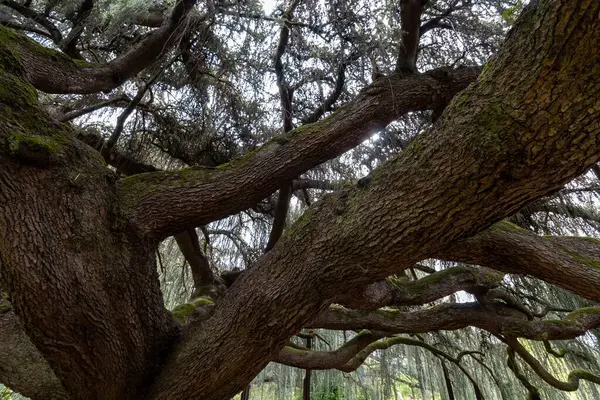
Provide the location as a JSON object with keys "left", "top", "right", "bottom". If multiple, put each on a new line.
{"left": 504, "top": 336, "right": 600, "bottom": 391}
{"left": 437, "top": 222, "right": 600, "bottom": 301}
{"left": 301, "top": 49, "right": 361, "bottom": 125}
{"left": 264, "top": 183, "right": 293, "bottom": 253}
{"left": 274, "top": 330, "right": 386, "bottom": 370}
{"left": 506, "top": 344, "right": 542, "bottom": 399}
{"left": 118, "top": 66, "right": 481, "bottom": 239}
{"left": 3, "top": 0, "right": 197, "bottom": 94}
{"left": 147, "top": 3, "right": 600, "bottom": 398}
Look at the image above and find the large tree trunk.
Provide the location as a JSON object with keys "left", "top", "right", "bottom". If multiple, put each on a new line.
{"left": 0, "top": 57, "right": 177, "bottom": 398}
{"left": 0, "top": 1, "right": 599, "bottom": 399}
{"left": 0, "top": 147, "right": 178, "bottom": 398}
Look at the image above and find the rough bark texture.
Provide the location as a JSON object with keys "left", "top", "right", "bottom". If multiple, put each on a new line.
{"left": 145, "top": 2, "right": 600, "bottom": 398}
{"left": 0, "top": 0, "right": 197, "bottom": 94}
{"left": 437, "top": 222, "right": 600, "bottom": 301}
{"left": 0, "top": 304, "right": 67, "bottom": 399}
{"left": 0, "top": 49, "right": 178, "bottom": 399}
{"left": 118, "top": 66, "right": 481, "bottom": 240}
{"left": 0, "top": 1, "right": 599, "bottom": 399}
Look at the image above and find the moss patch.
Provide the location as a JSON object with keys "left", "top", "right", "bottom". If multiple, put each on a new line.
{"left": 0, "top": 291, "right": 11, "bottom": 314}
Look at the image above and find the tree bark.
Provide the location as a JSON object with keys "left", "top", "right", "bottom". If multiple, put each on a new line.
{"left": 0, "top": 302, "right": 68, "bottom": 399}
{"left": 0, "top": 0, "right": 197, "bottom": 94}
{"left": 0, "top": 1, "right": 599, "bottom": 400}
{"left": 146, "top": 2, "right": 600, "bottom": 398}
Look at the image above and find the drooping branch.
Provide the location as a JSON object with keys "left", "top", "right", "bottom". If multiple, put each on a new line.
{"left": 436, "top": 222, "right": 600, "bottom": 301}
{"left": 275, "top": 330, "right": 387, "bottom": 370}
{"left": 503, "top": 335, "right": 600, "bottom": 391}
{"left": 338, "top": 336, "right": 485, "bottom": 399}
{"left": 118, "top": 65, "right": 481, "bottom": 239}
{"left": 1, "top": 0, "right": 197, "bottom": 94}
{"left": 524, "top": 201, "right": 600, "bottom": 225}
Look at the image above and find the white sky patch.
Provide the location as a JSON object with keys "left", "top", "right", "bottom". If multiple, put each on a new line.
{"left": 261, "top": 0, "right": 277, "bottom": 14}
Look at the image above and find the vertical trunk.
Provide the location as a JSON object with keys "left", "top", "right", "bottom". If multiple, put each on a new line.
{"left": 240, "top": 386, "right": 251, "bottom": 400}
{"left": 0, "top": 147, "right": 177, "bottom": 399}
{"left": 303, "top": 335, "right": 313, "bottom": 400}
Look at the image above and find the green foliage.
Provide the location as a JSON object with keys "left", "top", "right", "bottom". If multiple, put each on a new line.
{"left": 0, "top": 386, "right": 12, "bottom": 400}
{"left": 502, "top": 1, "right": 524, "bottom": 25}
{"left": 313, "top": 386, "right": 343, "bottom": 400}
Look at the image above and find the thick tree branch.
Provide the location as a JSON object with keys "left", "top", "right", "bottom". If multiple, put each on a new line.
{"left": 292, "top": 178, "right": 341, "bottom": 191}
{"left": 174, "top": 229, "right": 214, "bottom": 289}
{"left": 144, "top": 3, "right": 600, "bottom": 396}
{"left": 333, "top": 266, "right": 503, "bottom": 310}
{"left": 118, "top": 65, "right": 481, "bottom": 239}
{"left": 2, "top": 0, "right": 197, "bottom": 94}
{"left": 0, "top": 12, "right": 52, "bottom": 37}
{"left": 437, "top": 222, "right": 600, "bottom": 301}
{"left": 308, "top": 303, "right": 600, "bottom": 341}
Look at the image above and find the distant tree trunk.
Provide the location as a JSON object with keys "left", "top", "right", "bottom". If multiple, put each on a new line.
{"left": 240, "top": 386, "right": 250, "bottom": 400}
{"left": 303, "top": 335, "right": 313, "bottom": 400}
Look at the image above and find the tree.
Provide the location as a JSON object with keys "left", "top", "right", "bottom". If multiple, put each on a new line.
{"left": 1, "top": 0, "right": 600, "bottom": 398}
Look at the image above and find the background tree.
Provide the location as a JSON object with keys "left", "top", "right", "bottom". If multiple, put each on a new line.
{"left": 1, "top": 0, "right": 600, "bottom": 399}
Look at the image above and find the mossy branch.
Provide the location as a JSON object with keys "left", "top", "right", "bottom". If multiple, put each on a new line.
{"left": 0, "top": 0, "right": 197, "bottom": 94}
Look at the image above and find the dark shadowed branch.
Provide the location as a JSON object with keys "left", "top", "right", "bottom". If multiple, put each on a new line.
{"left": 2, "top": 0, "right": 197, "bottom": 94}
